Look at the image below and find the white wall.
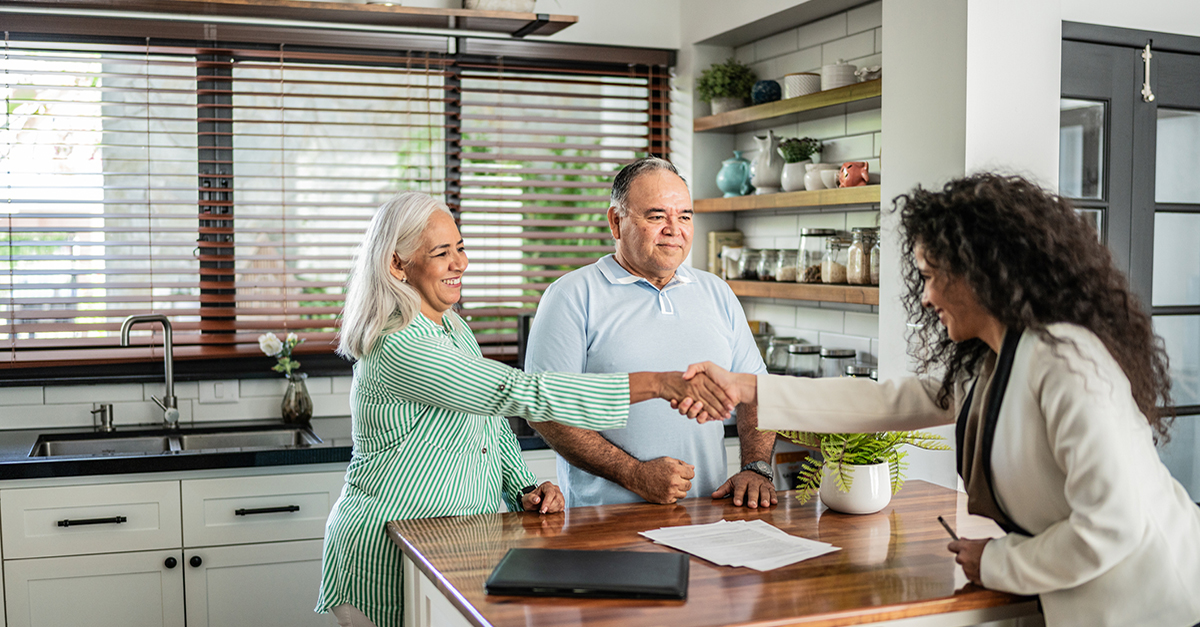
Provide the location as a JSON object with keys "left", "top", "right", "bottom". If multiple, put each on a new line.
{"left": 876, "top": 0, "right": 968, "bottom": 490}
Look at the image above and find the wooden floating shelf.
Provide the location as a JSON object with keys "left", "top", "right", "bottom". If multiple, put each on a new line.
{"left": 727, "top": 280, "right": 879, "bottom": 306}
{"left": 2, "top": 0, "right": 578, "bottom": 37}
{"left": 694, "top": 79, "right": 881, "bottom": 133}
{"left": 694, "top": 185, "right": 880, "bottom": 213}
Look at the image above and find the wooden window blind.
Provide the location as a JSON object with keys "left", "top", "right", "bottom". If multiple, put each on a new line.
{"left": 454, "top": 60, "right": 670, "bottom": 360}
{"left": 1, "top": 25, "right": 670, "bottom": 373}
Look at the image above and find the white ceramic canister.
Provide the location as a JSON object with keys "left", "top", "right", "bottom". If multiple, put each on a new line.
{"left": 783, "top": 72, "right": 821, "bottom": 98}
{"left": 820, "top": 60, "right": 857, "bottom": 91}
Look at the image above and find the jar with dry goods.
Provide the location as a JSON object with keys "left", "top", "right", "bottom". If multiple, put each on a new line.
{"left": 869, "top": 236, "right": 881, "bottom": 285}
{"left": 785, "top": 344, "right": 821, "bottom": 378}
{"left": 847, "top": 228, "right": 870, "bottom": 285}
{"left": 739, "top": 248, "right": 761, "bottom": 280}
{"left": 820, "top": 347, "right": 857, "bottom": 378}
{"left": 776, "top": 249, "right": 799, "bottom": 282}
{"left": 821, "top": 237, "right": 850, "bottom": 284}
{"left": 757, "top": 249, "right": 779, "bottom": 281}
{"left": 799, "top": 228, "right": 835, "bottom": 284}
{"left": 845, "top": 364, "right": 874, "bottom": 378}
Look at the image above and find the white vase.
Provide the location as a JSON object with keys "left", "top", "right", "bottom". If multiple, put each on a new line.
{"left": 750, "top": 130, "right": 784, "bottom": 194}
{"left": 819, "top": 461, "right": 891, "bottom": 515}
{"left": 803, "top": 163, "right": 826, "bottom": 191}
{"left": 780, "top": 160, "right": 809, "bottom": 192}
{"left": 710, "top": 96, "right": 744, "bottom": 115}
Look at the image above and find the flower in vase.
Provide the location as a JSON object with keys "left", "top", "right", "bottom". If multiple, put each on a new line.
{"left": 257, "top": 331, "right": 305, "bottom": 375}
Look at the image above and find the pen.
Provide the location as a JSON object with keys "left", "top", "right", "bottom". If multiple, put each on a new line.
{"left": 937, "top": 515, "right": 959, "bottom": 541}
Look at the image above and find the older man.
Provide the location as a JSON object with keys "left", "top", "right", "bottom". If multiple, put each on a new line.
{"left": 524, "top": 157, "right": 775, "bottom": 508}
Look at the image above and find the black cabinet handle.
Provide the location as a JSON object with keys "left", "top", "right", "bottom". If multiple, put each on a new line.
{"left": 165, "top": 557, "right": 177, "bottom": 569}
{"left": 57, "top": 515, "right": 127, "bottom": 528}
{"left": 190, "top": 555, "right": 203, "bottom": 568}
{"left": 234, "top": 505, "right": 300, "bottom": 516}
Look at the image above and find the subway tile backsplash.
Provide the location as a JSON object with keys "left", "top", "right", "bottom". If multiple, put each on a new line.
{"left": 0, "top": 376, "right": 353, "bottom": 431}
{"left": 731, "top": 2, "right": 882, "bottom": 363}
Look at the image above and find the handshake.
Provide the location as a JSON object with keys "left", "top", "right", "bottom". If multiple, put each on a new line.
{"left": 654, "top": 362, "right": 758, "bottom": 423}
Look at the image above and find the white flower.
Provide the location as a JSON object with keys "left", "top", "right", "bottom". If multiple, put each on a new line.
{"left": 258, "top": 332, "right": 283, "bottom": 357}
{"left": 285, "top": 332, "right": 299, "bottom": 346}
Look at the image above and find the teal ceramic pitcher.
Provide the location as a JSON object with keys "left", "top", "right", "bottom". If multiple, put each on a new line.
{"left": 716, "top": 150, "right": 753, "bottom": 197}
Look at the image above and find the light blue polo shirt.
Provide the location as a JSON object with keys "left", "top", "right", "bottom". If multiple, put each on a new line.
{"left": 524, "top": 254, "right": 767, "bottom": 507}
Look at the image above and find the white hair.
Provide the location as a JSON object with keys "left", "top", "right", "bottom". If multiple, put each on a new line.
{"left": 337, "top": 192, "right": 452, "bottom": 360}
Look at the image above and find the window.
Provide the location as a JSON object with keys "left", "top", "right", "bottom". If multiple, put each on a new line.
{"left": 1, "top": 27, "right": 671, "bottom": 375}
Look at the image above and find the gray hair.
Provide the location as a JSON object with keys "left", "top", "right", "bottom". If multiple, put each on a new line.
{"left": 337, "top": 192, "right": 453, "bottom": 360}
{"left": 609, "top": 157, "right": 687, "bottom": 217}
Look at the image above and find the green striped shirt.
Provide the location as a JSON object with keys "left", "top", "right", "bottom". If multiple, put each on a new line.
{"left": 316, "top": 312, "right": 629, "bottom": 625}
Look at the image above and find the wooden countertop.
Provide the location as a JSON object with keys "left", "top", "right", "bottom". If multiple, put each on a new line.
{"left": 387, "top": 481, "right": 1037, "bottom": 627}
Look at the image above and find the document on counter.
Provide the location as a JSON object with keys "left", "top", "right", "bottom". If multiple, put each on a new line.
{"left": 639, "top": 519, "right": 839, "bottom": 572}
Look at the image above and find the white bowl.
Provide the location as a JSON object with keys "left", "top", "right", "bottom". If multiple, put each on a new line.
{"left": 783, "top": 73, "right": 821, "bottom": 98}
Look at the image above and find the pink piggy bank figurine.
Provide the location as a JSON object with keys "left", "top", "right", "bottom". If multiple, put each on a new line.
{"left": 838, "top": 161, "right": 869, "bottom": 188}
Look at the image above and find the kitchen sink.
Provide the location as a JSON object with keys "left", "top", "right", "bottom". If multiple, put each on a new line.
{"left": 29, "top": 426, "right": 322, "bottom": 458}
{"left": 30, "top": 435, "right": 175, "bottom": 458}
{"left": 177, "top": 428, "right": 320, "bottom": 451}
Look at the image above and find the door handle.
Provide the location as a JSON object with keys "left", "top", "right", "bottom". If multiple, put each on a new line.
{"left": 234, "top": 505, "right": 300, "bottom": 516}
{"left": 57, "top": 515, "right": 127, "bottom": 528}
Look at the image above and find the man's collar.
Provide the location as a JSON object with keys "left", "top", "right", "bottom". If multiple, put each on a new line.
{"left": 596, "top": 254, "right": 695, "bottom": 288}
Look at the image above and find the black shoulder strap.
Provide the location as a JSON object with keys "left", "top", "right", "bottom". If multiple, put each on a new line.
{"left": 955, "top": 380, "right": 977, "bottom": 479}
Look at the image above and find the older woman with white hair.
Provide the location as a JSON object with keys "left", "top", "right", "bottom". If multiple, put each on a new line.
{"left": 314, "top": 192, "right": 731, "bottom": 627}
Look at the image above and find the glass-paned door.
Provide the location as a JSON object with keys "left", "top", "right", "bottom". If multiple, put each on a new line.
{"left": 1062, "top": 34, "right": 1200, "bottom": 501}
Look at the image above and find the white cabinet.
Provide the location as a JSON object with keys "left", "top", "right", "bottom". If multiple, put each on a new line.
{"left": 183, "top": 540, "right": 328, "bottom": 627}
{"left": 1, "top": 469, "right": 345, "bottom": 627}
{"left": 4, "top": 550, "right": 185, "bottom": 627}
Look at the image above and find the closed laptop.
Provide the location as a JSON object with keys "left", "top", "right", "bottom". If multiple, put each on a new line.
{"left": 484, "top": 548, "right": 689, "bottom": 600}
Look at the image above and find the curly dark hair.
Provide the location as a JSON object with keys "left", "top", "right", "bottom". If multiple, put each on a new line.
{"left": 896, "top": 173, "right": 1174, "bottom": 440}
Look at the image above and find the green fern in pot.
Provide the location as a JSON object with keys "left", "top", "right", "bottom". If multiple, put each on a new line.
{"left": 778, "top": 431, "right": 951, "bottom": 505}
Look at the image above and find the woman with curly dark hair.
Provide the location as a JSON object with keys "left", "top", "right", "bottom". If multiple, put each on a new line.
{"left": 681, "top": 174, "right": 1200, "bottom": 627}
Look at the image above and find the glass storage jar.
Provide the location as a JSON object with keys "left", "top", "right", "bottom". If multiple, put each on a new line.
{"left": 765, "top": 336, "right": 798, "bottom": 373}
{"left": 776, "top": 249, "right": 799, "bottom": 282}
{"left": 869, "top": 235, "right": 881, "bottom": 285}
{"left": 785, "top": 344, "right": 821, "bottom": 378}
{"left": 820, "top": 347, "right": 857, "bottom": 378}
{"left": 757, "top": 249, "right": 779, "bottom": 281}
{"left": 739, "top": 248, "right": 761, "bottom": 280}
{"left": 752, "top": 333, "right": 772, "bottom": 360}
{"left": 847, "top": 228, "right": 869, "bottom": 285}
{"left": 799, "top": 228, "right": 836, "bottom": 283}
{"left": 821, "top": 237, "right": 850, "bottom": 284}
{"left": 845, "top": 364, "right": 874, "bottom": 378}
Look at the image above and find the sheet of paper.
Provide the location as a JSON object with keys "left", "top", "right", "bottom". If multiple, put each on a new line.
{"left": 640, "top": 519, "right": 839, "bottom": 571}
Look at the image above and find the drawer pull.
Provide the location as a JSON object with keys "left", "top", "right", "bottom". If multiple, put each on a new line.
{"left": 57, "top": 515, "right": 127, "bottom": 528}
{"left": 234, "top": 505, "right": 300, "bottom": 516}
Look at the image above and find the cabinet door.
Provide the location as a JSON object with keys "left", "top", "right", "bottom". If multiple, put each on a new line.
{"left": 0, "top": 481, "right": 182, "bottom": 559}
{"left": 181, "top": 471, "right": 345, "bottom": 547}
{"left": 183, "top": 539, "right": 334, "bottom": 627}
{"left": 4, "top": 550, "right": 185, "bottom": 627}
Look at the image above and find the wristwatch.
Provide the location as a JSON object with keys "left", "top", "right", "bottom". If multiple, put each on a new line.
{"left": 740, "top": 461, "right": 774, "bottom": 482}
{"left": 518, "top": 484, "right": 538, "bottom": 511}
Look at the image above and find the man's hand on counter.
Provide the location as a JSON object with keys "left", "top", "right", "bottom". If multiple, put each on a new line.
{"left": 628, "top": 456, "right": 695, "bottom": 504}
{"left": 712, "top": 471, "right": 777, "bottom": 508}
{"left": 521, "top": 481, "right": 565, "bottom": 514}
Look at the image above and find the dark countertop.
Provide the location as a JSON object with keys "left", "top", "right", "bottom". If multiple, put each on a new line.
{"left": 0, "top": 417, "right": 354, "bottom": 481}
{"left": 0, "top": 420, "right": 734, "bottom": 481}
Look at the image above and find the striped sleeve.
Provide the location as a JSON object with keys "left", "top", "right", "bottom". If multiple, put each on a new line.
{"left": 376, "top": 330, "right": 630, "bottom": 431}
{"left": 497, "top": 424, "right": 538, "bottom": 511}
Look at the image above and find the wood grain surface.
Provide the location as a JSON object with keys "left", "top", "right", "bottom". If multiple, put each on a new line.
{"left": 388, "top": 481, "right": 1037, "bottom": 627}
{"left": 693, "top": 186, "right": 881, "bottom": 213}
{"left": 726, "top": 281, "right": 880, "bottom": 305}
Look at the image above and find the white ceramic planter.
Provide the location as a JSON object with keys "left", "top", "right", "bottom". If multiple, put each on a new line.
{"left": 819, "top": 461, "right": 891, "bottom": 515}
{"left": 780, "top": 161, "right": 809, "bottom": 192}
{"left": 710, "top": 96, "right": 744, "bottom": 115}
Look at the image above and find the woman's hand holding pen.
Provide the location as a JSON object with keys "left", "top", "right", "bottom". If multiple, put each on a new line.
{"left": 940, "top": 515, "right": 989, "bottom": 586}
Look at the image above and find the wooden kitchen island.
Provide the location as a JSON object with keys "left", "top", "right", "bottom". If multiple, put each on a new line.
{"left": 386, "top": 481, "right": 1041, "bottom": 627}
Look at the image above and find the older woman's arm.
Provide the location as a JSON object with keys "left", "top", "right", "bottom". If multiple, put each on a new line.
{"left": 374, "top": 330, "right": 733, "bottom": 432}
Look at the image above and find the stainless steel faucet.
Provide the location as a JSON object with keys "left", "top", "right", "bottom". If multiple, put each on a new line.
{"left": 120, "top": 314, "right": 180, "bottom": 429}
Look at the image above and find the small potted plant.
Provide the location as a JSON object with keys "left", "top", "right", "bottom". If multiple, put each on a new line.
{"left": 778, "top": 430, "right": 951, "bottom": 514}
{"left": 778, "top": 137, "right": 822, "bottom": 192}
{"left": 697, "top": 58, "right": 757, "bottom": 115}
